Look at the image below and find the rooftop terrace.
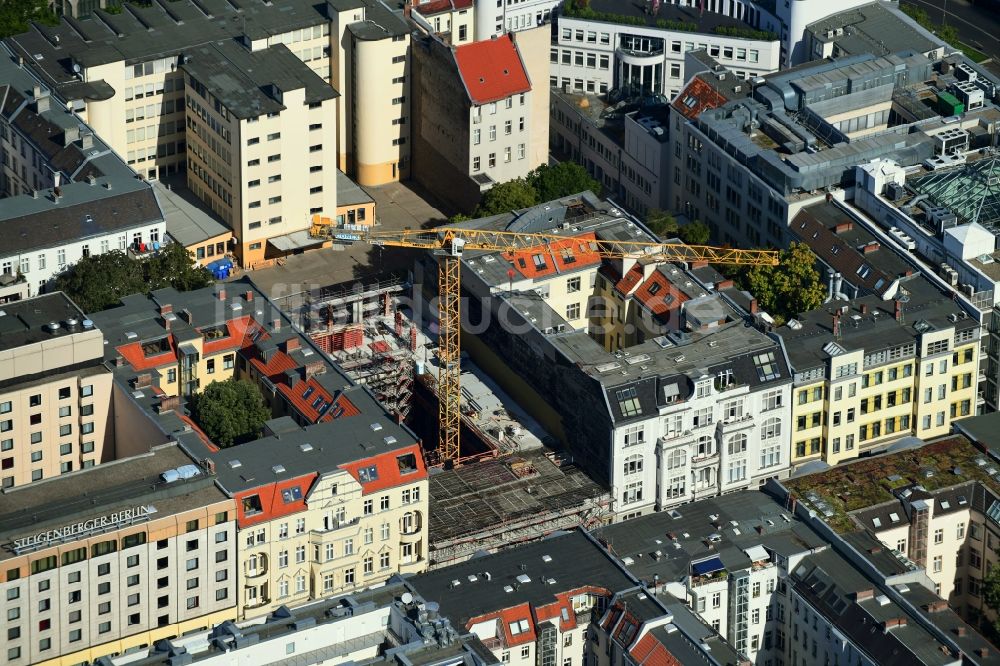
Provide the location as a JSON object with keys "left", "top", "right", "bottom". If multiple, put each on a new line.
{"left": 785, "top": 436, "right": 998, "bottom": 533}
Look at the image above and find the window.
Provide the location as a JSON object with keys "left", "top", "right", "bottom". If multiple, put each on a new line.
{"left": 616, "top": 387, "right": 642, "bottom": 417}
{"left": 934, "top": 528, "right": 944, "bottom": 544}
{"left": 622, "top": 480, "right": 643, "bottom": 505}
{"left": 623, "top": 455, "right": 643, "bottom": 475}
{"left": 566, "top": 303, "right": 580, "bottom": 319}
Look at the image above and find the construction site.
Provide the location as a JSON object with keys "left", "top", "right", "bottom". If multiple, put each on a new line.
{"left": 273, "top": 274, "right": 611, "bottom": 561}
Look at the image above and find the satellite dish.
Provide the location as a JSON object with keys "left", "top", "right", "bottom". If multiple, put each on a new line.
{"left": 400, "top": 592, "right": 413, "bottom": 604}
{"left": 72, "top": 62, "right": 81, "bottom": 74}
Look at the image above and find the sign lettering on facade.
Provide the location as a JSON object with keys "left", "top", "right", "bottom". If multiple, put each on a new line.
{"left": 9, "top": 505, "right": 153, "bottom": 554}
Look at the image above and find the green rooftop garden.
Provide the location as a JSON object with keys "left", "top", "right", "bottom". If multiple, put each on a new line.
{"left": 560, "top": 0, "right": 777, "bottom": 40}
{"left": 785, "top": 437, "right": 998, "bottom": 533}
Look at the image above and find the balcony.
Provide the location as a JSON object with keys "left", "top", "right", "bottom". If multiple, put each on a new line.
{"left": 615, "top": 46, "right": 665, "bottom": 65}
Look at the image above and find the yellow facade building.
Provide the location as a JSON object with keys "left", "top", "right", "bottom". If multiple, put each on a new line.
{"left": 779, "top": 276, "right": 979, "bottom": 470}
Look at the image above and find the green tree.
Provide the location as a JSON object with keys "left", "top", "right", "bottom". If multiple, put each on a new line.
{"left": 677, "top": 220, "right": 711, "bottom": 246}
{"left": 53, "top": 243, "right": 213, "bottom": 313}
{"left": 475, "top": 177, "right": 539, "bottom": 216}
{"left": 742, "top": 242, "right": 824, "bottom": 326}
{"left": 189, "top": 379, "right": 271, "bottom": 448}
{"left": 645, "top": 209, "right": 678, "bottom": 238}
{"left": 0, "top": 0, "right": 58, "bottom": 39}
{"left": 528, "top": 162, "right": 602, "bottom": 201}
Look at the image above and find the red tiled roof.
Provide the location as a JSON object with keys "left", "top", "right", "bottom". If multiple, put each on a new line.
{"left": 454, "top": 34, "right": 531, "bottom": 105}
{"left": 249, "top": 348, "right": 298, "bottom": 380}
{"left": 630, "top": 633, "right": 680, "bottom": 666}
{"left": 339, "top": 443, "right": 428, "bottom": 494}
{"left": 671, "top": 75, "right": 731, "bottom": 121}
{"left": 117, "top": 336, "right": 177, "bottom": 372}
{"left": 412, "top": 0, "right": 472, "bottom": 15}
{"left": 201, "top": 315, "right": 257, "bottom": 355}
{"left": 321, "top": 392, "right": 361, "bottom": 422}
{"left": 615, "top": 263, "right": 645, "bottom": 295}
{"left": 503, "top": 232, "right": 602, "bottom": 279}
{"left": 633, "top": 271, "right": 688, "bottom": 320}
{"left": 234, "top": 473, "right": 317, "bottom": 528}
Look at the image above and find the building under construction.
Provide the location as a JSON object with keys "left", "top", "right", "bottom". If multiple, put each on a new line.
{"left": 426, "top": 449, "right": 611, "bottom": 569}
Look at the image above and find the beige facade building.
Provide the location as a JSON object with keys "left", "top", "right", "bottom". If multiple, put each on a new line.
{"left": 8, "top": 0, "right": 413, "bottom": 266}
{"left": 0, "top": 444, "right": 238, "bottom": 666}
{"left": 180, "top": 42, "right": 339, "bottom": 267}
{"left": 0, "top": 293, "right": 114, "bottom": 489}
{"left": 409, "top": 0, "right": 475, "bottom": 45}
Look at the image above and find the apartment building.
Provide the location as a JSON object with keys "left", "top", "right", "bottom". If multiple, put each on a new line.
{"left": 409, "top": 0, "right": 475, "bottom": 45}
{"left": 788, "top": 432, "right": 1000, "bottom": 650}
{"left": 550, "top": 90, "right": 670, "bottom": 217}
{"left": 180, "top": 41, "right": 339, "bottom": 267}
{"left": 0, "top": 51, "right": 167, "bottom": 295}
{"left": 435, "top": 192, "right": 791, "bottom": 518}
{"left": 602, "top": 482, "right": 995, "bottom": 665}
{"left": 87, "top": 279, "right": 430, "bottom": 620}
{"left": 96, "top": 580, "right": 498, "bottom": 666}
{"left": 551, "top": 0, "right": 779, "bottom": 101}
{"left": 411, "top": 31, "right": 546, "bottom": 211}
{"left": 0, "top": 293, "right": 115, "bottom": 488}
{"left": 777, "top": 275, "right": 979, "bottom": 470}
{"left": 0, "top": 443, "right": 238, "bottom": 666}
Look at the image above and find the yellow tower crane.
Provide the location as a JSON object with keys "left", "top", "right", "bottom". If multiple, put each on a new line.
{"left": 325, "top": 225, "right": 779, "bottom": 466}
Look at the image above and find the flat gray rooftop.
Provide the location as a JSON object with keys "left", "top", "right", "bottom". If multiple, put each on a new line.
{"left": 337, "top": 169, "right": 375, "bottom": 208}
{"left": 807, "top": 2, "right": 944, "bottom": 59}
{"left": 181, "top": 41, "right": 338, "bottom": 120}
{"left": 0, "top": 292, "right": 89, "bottom": 353}
{"left": 153, "top": 179, "right": 231, "bottom": 249}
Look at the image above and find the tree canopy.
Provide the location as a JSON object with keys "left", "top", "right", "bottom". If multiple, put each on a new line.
{"left": 677, "top": 220, "right": 711, "bottom": 246}
{"left": 189, "top": 379, "right": 271, "bottom": 448}
{"left": 0, "top": 0, "right": 57, "bottom": 39}
{"left": 475, "top": 177, "right": 540, "bottom": 217}
{"left": 645, "top": 209, "right": 678, "bottom": 238}
{"left": 53, "top": 243, "right": 214, "bottom": 313}
{"left": 528, "top": 162, "right": 602, "bottom": 202}
{"left": 738, "top": 242, "right": 825, "bottom": 326}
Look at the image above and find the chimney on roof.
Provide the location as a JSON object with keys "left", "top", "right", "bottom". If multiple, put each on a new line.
{"left": 924, "top": 600, "right": 948, "bottom": 613}
{"left": 749, "top": 297, "right": 758, "bottom": 315}
{"left": 955, "top": 627, "right": 967, "bottom": 637}
{"left": 180, "top": 308, "right": 193, "bottom": 324}
{"left": 217, "top": 287, "right": 226, "bottom": 302}
{"left": 244, "top": 290, "right": 254, "bottom": 302}
{"left": 62, "top": 125, "right": 79, "bottom": 147}
{"left": 81, "top": 131, "right": 94, "bottom": 150}
{"left": 691, "top": 261, "right": 708, "bottom": 269}
{"left": 283, "top": 337, "right": 300, "bottom": 353}
{"left": 835, "top": 221, "right": 853, "bottom": 234}
{"left": 977, "top": 647, "right": 989, "bottom": 658}
{"left": 895, "top": 300, "right": 902, "bottom": 322}
{"left": 160, "top": 303, "right": 173, "bottom": 315}
{"left": 854, "top": 589, "right": 874, "bottom": 601}
{"left": 882, "top": 617, "right": 907, "bottom": 631}
{"left": 832, "top": 313, "right": 841, "bottom": 337}
{"left": 717, "top": 278, "right": 734, "bottom": 290}
{"left": 862, "top": 242, "right": 880, "bottom": 254}
{"left": 272, "top": 317, "right": 281, "bottom": 331}
{"left": 162, "top": 316, "right": 171, "bottom": 331}
{"left": 34, "top": 85, "right": 50, "bottom": 113}
{"left": 135, "top": 373, "right": 153, "bottom": 389}
{"left": 860, "top": 303, "right": 869, "bottom": 315}
{"left": 52, "top": 186, "right": 62, "bottom": 203}
{"left": 157, "top": 395, "right": 180, "bottom": 414}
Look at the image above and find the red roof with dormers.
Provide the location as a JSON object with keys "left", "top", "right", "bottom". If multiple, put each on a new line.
{"left": 338, "top": 443, "right": 427, "bottom": 494}
{"left": 633, "top": 271, "right": 688, "bottom": 320}
{"left": 116, "top": 335, "right": 177, "bottom": 372}
{"left": 412, "top": 0, "right": 472, "bottom": 15}
{"left": 201, "top": 315, "right": 268, "bottom": 355}
{"left": 454, "top": 34, "right": 531, "bottom": 105}
{"left": 503, "top": 232, "right": 602, "bottom": 279}
{"left": 615, "top": 263, "right": 645, "bottom": 296}
{"left": 249, "top": 348, "right": 298, "bottom": 380}
{"left": 534, "top": 594, "right": 578, "bottom": 632}
{"left": 630, "top": 633, "right": 680, "bottom": 666}
{"left": 671, "top": 75, "right": 732, "bottom": 121}
{"left": 234, "top": 472, "right": 317, "bottom": 528}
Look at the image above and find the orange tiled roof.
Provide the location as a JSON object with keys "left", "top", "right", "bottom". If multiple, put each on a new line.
{"left": 630, "top": 633, "right": 680, "bottom": 666}
{"left": 454, "top": 34, "right": 531, "bottom": 105}
{"left": 339, "top": 443, "right": 428, "bottom": 494}
{"left": 615, "top": 263, "right": 645, "bottom": 295}
{"left": 116, "top": 336, "right": 177, "bottom": 372}
{"left": 632, "top": 271, "right": 688, "bottom": 319}
{"left": 412, "top": 0, "right": 473, "bottom": 15}
{"left": 671, "top": 75, "right": 731, "bottom": 121}
{"left": 503, "top": 232, "right": 602, "bottom": 279}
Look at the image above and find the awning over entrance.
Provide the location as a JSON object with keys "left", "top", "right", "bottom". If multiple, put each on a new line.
{"left": 267, "top": 230, "right": 325, "bottom": 253}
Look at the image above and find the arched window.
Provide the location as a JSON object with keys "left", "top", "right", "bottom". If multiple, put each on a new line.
{"left": 667, "top": 448, "right": 686, "bottom": 469}
{"left": 727, "top": 433, "right": 747, "bottom": 455}
{"left": 697, "top": 435, "right": 713, "bottom": 456}
{"left": 761, "top": 417, "right": 781, "bottom": 440}
{"left": 623, "top": 454, "right": 643, "bottom": 475}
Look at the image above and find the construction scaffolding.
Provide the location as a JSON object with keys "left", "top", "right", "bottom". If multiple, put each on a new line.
{"left": 303, "top": 277, "right": 417, "bottom": 422}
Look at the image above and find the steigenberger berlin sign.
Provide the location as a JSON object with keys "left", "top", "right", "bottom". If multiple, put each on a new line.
{"left": 9, "top": 505, "right": 154, "bottom": 555}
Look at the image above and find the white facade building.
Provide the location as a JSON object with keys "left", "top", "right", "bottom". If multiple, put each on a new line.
{"left": 473, "top": 0, "right": 559, "bottom": 39}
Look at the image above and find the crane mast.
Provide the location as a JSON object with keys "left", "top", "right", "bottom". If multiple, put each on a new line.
{"left": 312, "top": 224, "right": 779, "bottom": 465}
